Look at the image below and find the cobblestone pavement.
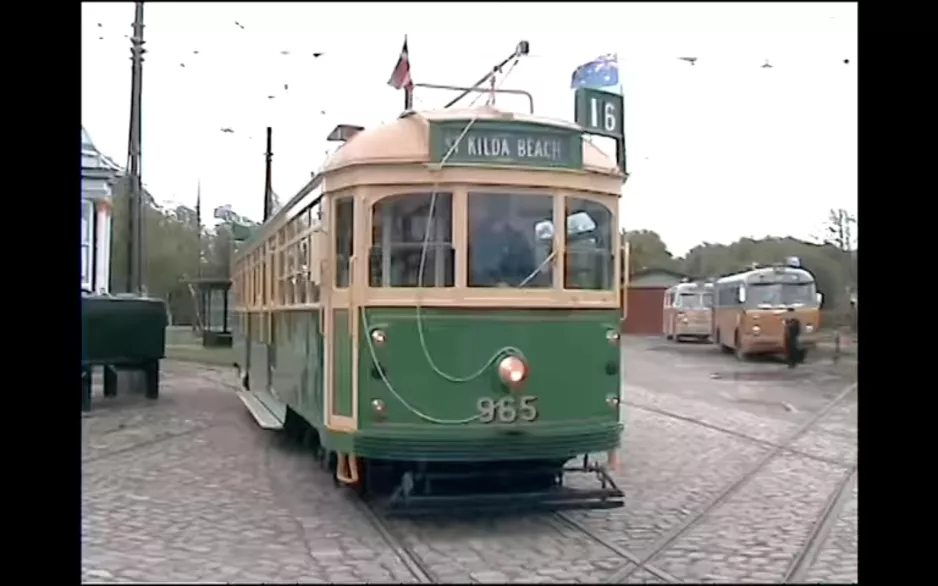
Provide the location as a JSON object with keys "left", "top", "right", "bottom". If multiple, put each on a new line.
{"left": 83, "top": 343, "right": 858, "bottom": 584}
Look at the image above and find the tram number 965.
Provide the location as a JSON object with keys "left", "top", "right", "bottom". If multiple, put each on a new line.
{"left": 477, "top": 396, "right": 538, "bottom": 424}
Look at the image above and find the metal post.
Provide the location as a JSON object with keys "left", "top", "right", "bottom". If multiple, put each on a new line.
{"left": 126, "top": 1, "right": 146, "bottom": 293}
{"left": 263, "top": 127, "right": 273, "bottom": 221}
{"left": 263, "top": 126, "right": 275, "bottom": 392}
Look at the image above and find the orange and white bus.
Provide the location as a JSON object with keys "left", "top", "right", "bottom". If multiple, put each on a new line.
{"left": 663, "top": 281, "right": 714, "bottom": 342}
{"left": 712, "top": 261, "right": 822, "bottom": 360}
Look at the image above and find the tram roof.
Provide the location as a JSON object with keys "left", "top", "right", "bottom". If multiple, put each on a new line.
{"left": 321, "top": 105, "right": 621, "bottom": 175}
{"left": 714, "top": 266, "right": 814, "bottom": 285}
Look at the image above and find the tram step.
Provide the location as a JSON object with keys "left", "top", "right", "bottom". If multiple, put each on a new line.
{"left": 236, "top": 389, "right": 285, "bottom": 430}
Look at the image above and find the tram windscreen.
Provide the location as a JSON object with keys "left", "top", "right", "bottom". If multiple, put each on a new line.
{"left": 468, "top": 192, "right": 553, "bottom": 287}
{"left": 563, "top": 200, "right": 614, "bottom": 290}
{"left": 748, "top": 281, "right": 818, "bottom": 307}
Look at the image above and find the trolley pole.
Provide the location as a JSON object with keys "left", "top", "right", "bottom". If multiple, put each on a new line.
{"left": 263, "top": 127, "right": 273, "bottom": 221}
{"left": 125, "top": 1, "right": 146, "bottom": 293}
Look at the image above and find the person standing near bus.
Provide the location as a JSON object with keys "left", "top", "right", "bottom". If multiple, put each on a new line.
{"left": 784, "top": 307, "right": 802, "bottom": 368}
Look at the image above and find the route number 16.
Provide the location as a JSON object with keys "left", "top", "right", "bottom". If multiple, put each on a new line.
{"left": 589, "top": 98, "right": 617, "bottom": 133}
{"left": 574, "top": 88, "right": 623, "bottom": 140}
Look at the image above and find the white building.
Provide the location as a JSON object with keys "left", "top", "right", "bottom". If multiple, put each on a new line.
{"left": 81, "top": 127, "right": 120, "bottom": 293}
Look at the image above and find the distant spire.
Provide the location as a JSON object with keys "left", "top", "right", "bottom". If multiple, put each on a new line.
{"left": 196, "top": 179, "right": 202, "bottom": 277}
{"left": 195, "top": 180, "right": 202, "bottom": 228}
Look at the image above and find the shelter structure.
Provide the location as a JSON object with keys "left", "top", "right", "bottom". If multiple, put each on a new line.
{"left": 189, "top": 278, "right": 234, "bottom": 348}
{"left": 81, "top": 127, "right": 121, "bottom": 293}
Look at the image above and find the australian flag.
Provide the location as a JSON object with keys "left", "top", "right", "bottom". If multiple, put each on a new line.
{"left": 570, "top": 53, "right": 619, "bottom": 89}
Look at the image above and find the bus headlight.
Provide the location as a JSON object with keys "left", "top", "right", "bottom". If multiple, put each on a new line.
{"left": 606, "top": 329, "right": 620, "bottom": 344}
{"left": 751, "top": 325, "right": 761, "bottom": 335}
{"left": 371, "top": 329, "right": 387, "bottom": 345}
{"left": 805, "top": 324, "right": 814, "bottom": 333}
{"left": 497, "top": 355, "right": 528, "bottom": 388}
{"left": 606, "top": 394, "right": 620, "bottom": 408}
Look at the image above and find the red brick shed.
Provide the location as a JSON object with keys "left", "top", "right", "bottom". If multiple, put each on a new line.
{"left": 623, "top": 268, "right": 687, "bottom": 335}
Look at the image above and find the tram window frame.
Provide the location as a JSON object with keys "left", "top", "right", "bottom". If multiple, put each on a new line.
{"left": 306, "top": 202, "right": 323, "bottom": 303}
{"left": 563, "top": 198, "right": 615, "bottom": 291}
{"left": 369, "top": 192, "right": 455, "bottom": 288}
{"left": 468, "top": 191, "right": 554, "bottom": 288}
{"left": 335, "top": 198, "right": 353, "bottom": 288}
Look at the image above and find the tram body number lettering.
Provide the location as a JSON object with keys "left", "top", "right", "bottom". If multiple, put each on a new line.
{"left": 477, "top": 396, "right": 538, "bottom": 423}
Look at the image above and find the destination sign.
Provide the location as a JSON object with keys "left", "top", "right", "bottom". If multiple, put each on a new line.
{"left": 429, "top": 120, "right": 583, "bottom": 169}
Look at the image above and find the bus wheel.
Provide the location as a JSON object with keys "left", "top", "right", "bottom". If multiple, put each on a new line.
{"left": 734, "top": 331, "right": 748, "bottom": 361}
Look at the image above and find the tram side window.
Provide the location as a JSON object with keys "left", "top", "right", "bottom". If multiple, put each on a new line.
{"left": 370, "top": 193, "right": 454, "bottom": 287}
{"left": 564, "top": 199, "right": 614, "bottom": 290}
{"left": 335, "top": 198, "right": 353, "bottom": 288}
{"left": 469, "top": 192, "right": 553, "bottom": 288}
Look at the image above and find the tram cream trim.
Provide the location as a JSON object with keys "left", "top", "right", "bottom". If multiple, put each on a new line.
{"left": 361, "top": 289, "right": 618, "bottom": 308}
{"left": 324, "top": 164, "right": 622, "bottom": 197}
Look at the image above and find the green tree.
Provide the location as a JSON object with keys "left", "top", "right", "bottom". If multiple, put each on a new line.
{"left": 623, "top": 229, "right": 680, "bottom": 275}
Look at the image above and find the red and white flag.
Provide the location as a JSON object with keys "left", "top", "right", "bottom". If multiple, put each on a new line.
{"left": 387, "top": 36, "right": 413, "bottom": 90}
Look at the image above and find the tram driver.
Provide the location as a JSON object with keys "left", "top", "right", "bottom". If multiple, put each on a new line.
{"left": 470, "top": 202, "right": 537, "bottom": 287}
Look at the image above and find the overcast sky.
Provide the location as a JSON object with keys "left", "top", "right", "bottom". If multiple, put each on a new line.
{"left": 81, "top": 2, "right": 857, "bottom": 256}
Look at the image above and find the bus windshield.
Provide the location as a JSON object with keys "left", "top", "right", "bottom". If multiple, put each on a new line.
{"left": 677, "top": 293, "right": 713, "bottom": 309}
{"left": 748, "top": 282, "right": 817, "bottom": 307}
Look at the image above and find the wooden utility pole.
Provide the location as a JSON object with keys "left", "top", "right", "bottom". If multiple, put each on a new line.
{"left": 263, "top": 127, "right": 273, "bottom": 221}
{"left": 125, "top": 1, "right": 146, "bottom": 293}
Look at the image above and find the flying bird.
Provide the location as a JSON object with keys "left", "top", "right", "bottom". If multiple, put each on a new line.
{"left": 97, "top": 22, "right": 102, "bottom": 27}
{"left": 761, "top": 59, "right": 773, "bottom": 69}
{"left": 268, "top": 95, "right": 276, "bottom": 99}
{"left": 180, "top": 63, "right": 186, "bottom": 68}
{"left": 678, "top": 57, "right": 697, "bottom": 65}
{"left": 220, "top": 127, "right": 234, "bottom": 133}
{"left": 280, "top": 50, "right": 290, "bottom": 55}
{"left": 313, "top": 52, "right": 323, "bottom": 58}
{"left": 193, "top": 50, "right": 199, "bottom": 55}
{"left": 234, "top": 21, "right": 245, "bottom": 29}
{"left": 843, "top": 58, "right": 850, "bottom": 65}
{"left": 284, "top": 83, "right": 289, "bottom": 91}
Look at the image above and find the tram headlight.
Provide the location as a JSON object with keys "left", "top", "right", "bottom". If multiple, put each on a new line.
{"left": 606, "top": 394, "right": 620, "bottom": 408}
{"left": 805, "top": 324, "right": 814, "bottom": 333}
{"left": 370, "top": 329, "right": 387, "bottom": 345}
{"left": 606, "top": 329, "right": 620, "bottom": 344}
{"left": 371, "top": 399, "right": 386, "bottom": 417}
{"left": 497, "top": 355, "right": 528, "bottom": 388}
{"left": 751, "top": 325, "right": 761, "bottom": 335}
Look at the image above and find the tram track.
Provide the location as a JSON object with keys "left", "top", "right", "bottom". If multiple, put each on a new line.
{"left": 550, "top": 511, "right": 678, "bottom": 582}
{"left": 82, "top": 423, "right": 221, "bottom": 464}
{"left": 351, "top": 496, "right": 438, "bottom": 584}
{"left": 605, "top": 382, "right": 858, "bottom": 583}
{"left": 621, "top": 399, "right": 855, "bottom": 468}
{"left": 781, "top": 465, "right": 858, "bottom": 583}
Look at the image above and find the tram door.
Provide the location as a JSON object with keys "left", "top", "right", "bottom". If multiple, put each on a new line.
{"left": 323, "top": 197, "right": 357, "bottom": 432}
